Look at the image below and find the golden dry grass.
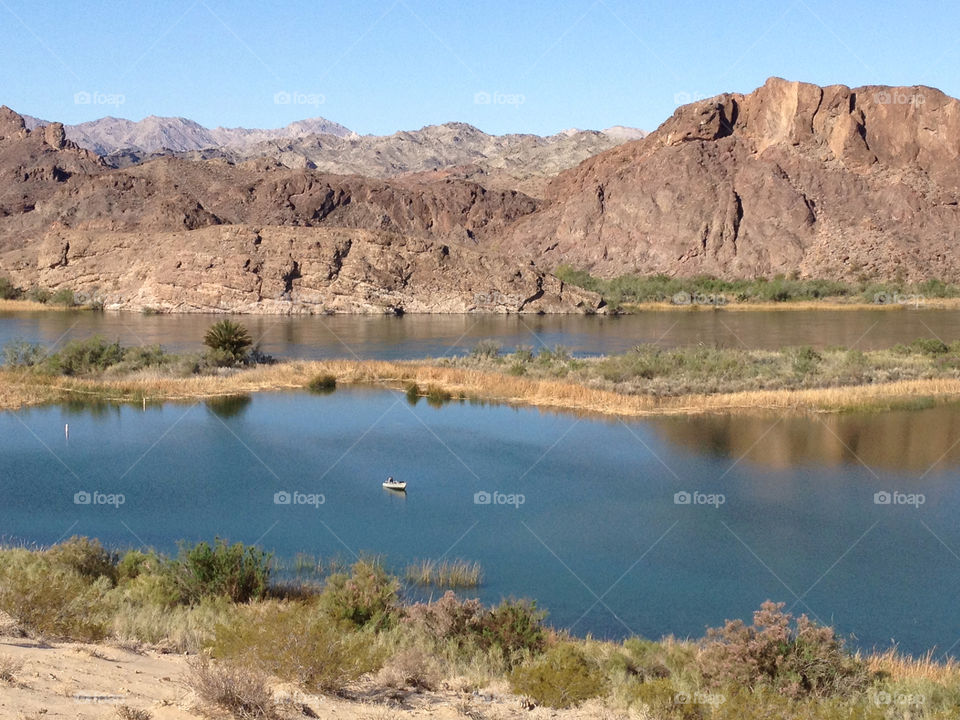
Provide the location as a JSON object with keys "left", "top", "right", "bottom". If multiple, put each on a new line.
{"left": 0, "top": 299, "right": 81, "bottom": 312}
{"left": 866, "top": 647, "right": 960, "bottom": 684}
{"left": 4, "top": 361, "right": 960, "bottom": 416}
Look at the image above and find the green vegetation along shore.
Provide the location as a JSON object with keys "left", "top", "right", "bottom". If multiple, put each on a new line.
{"left": 5, "top": 331, "right": 960, "bottom": 416}
{"left": 0, "top": 537, "right": 957, "bottom": 719}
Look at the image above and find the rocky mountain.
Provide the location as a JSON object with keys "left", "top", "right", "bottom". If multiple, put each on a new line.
{"left": 0, "top": 106, "right": 601, "bottom": 314}
{"left": 23, "top": 114, "right": 353, "bottom": 155}
{"left": 5, "top": 76, "right": 960, "bottom": 315}
{"left": 23, "top": 113, "right": 643, "bottom": 198}
{"left": 499, "top": 77, "right": 960, "bottom": 281}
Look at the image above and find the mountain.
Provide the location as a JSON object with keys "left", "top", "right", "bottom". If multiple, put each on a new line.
{"left": 499, "top": 77, "right": 960, "bottom": 281}
{"left": 24, "top": 115, "right": 353, "bottom": 155}
{"left": 21, "top": 114, "right": 642, "bottom": 198}
{"left": 0, "top": 106, "right": 600, "bottom": 314}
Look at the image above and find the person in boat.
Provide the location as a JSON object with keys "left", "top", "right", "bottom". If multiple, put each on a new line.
{"left": 387, "top": 476, "right": 394, "bottom": 483}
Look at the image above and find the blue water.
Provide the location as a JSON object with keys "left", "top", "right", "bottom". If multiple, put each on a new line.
{"left": 2, "top": 308, "right": 958, "bottom": 360}
{"left": 2, "top": 390, "right": 959, "bottom": 656}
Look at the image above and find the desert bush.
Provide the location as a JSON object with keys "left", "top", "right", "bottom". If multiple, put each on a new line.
{"left": 25, "top": 287, "right": 51, "bottom": 304}
{"left": 319, "top": 557, "right": 400, "bottom": 630}
{"left": 471, "top": 339, "right": 502, "bottom": 360}
{"left": 43, "top": 337, "right": 126, "bottom": 375}
{"left": 308, "top": 373, "right": 337, "bottom": 392}
{"left": 172, "top": 538, "right": 272, "bottom": 605}
{"left": 2, "top": 340, "right": 45, "bottom": 367}
{"left": 510, "top": 643, "right": 608, "bottom": 708}
{"left": 0, "top": 276, "right": 19, "bottom": 299}
{"left": 114, "top": 706, "right": 152, "bottom": 720}
{"left": 50, "top": 287, "right": 77, "bottom": 306}
{"left": 699, "top": 601, "right": 870, "bottom": 699}
{"left": 479, "top": 599, "right": 547, "bottom": 660}
{"left": 187, "top": 655, "right": 277, "bottom": 719}
{"left": 212, "top": 603, "right": 381, "bottom": 693}
{"left": 0, "top": 548, "right": 114, "bottom": 641}
{"left": 404, "top": 591, "right": 486, "bottom": 646}
{"left": 203, "top": 319, "right": 253, "bottom": 363}
{"left": 112, "top": 595, "right": 235, "bottom": 652}
{"left": 377, "top": 647, "right": 443, "bottom": 691}
{"left": 46, "top": 536, "right": 118, "bottom": 584}
{"left": 0, "top": 653, "right": 23, "bottom": 683}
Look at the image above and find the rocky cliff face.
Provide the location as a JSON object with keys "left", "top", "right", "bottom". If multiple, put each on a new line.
{"left": 30, "top": 225, "right": 599, "bottom": 314}
{"left": 501, "top": 77, "right": 960, "bottom": 281}
{"left": 0, "top": 108, "right": 602, "bottom": 314}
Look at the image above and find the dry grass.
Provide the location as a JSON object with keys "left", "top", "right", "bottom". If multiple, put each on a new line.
{"left": 0, "top": 653, "right": 24, "bottom": 682}
{"left": 4, "top": 361, "right": 960, "bottom": 416}
{"left": 867, "top": 647, "right": 960, "bottom": 684}
{"left": 187, "top": 655, "right": 278, "bottom": 719}
{"left": 0, "top": 299, "right": 81, "bottom": 312}
{"left": 404, "top": 559, "right": 483, "bottom": 588}
{"left": 622, "top": 299, "right": 960, "bottom": 312}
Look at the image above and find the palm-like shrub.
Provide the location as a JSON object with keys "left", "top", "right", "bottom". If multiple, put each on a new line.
{"left": 203, "top": 320, "right": 253, "bottom": 363}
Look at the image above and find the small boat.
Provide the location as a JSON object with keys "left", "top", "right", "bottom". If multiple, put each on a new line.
{"left": 382, "top": 478, "right": 407, "bottom": 491}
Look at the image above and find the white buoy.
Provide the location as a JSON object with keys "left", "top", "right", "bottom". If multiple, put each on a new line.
{"left": 143, "top": 397, "right": 146, "bottom": 411}
{"left": 64, "top": 423, "right": 69, "bottom": 440}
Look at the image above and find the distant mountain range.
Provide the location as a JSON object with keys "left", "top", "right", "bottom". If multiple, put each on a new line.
{"left": 21, "top": 114, "right": 353, "bottom": 155}
{"left": 19, "top": 114, "right": 645, "bottom": 197}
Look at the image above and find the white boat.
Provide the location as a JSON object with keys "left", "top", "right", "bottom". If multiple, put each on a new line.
{"left": 382, "top": 479, "right": 407, "bottom": 491}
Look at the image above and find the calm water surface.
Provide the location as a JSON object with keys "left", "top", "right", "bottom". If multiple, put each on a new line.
{"left": 2, "top": 308, "right": 960, "bottom": 359}
{"left": 2, "top": 389, "right": 959, "bottom": 656}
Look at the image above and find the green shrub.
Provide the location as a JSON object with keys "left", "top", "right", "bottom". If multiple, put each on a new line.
{"left": 510, "top": 643, "right": 608, "bottom": 708}
{"left": 50, "top": 287, "right": 77, "bottom": 306}
{"left": 319, "top": 557, "right": 400, "bottom": 630}
{"left": 172, "top": 538, "right": 272, "bottom": 604}
{"left": 479, "top": 599, "right": 547, "bottom": 660}
{"left": 308, "top": 374, "right": 337, "bottom": 393}
{"left": 909, "top": 338, "right": 950, "bottom": 356}
{"left": 46, "top": 536, "right": 118, "bottom": 584}
{"left": 212, "top": 603, "right": 381, "bottom": 693}
{"left": 26, "top": 287, "right": 51, "bottom": 304}
{"left": 0, "top": 548, "right": 114, "bottom": 641}
{"left": 43, "top": 337, "right": 126, "bottom": 375}
{"left": 699, "top": 601, "right": 870, "bottom": 699}
{"left": 471, "top": 339, "right": 502, "bottom": 360}
{"left": 2, "top": 341, "right": 45, "bottom": 367}
{"left": 0, "top": 276, "right": 19, "bottom": 300}
{"left": 203, "top": 320, "right": 253, "bottom": 363}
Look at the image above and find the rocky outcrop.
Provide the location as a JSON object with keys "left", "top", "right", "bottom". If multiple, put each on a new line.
{"left": 25, "top": 225, "right": 603, "bottom": 314}
{"left": 500, "top": 77, "right": 960, "bottom": 281}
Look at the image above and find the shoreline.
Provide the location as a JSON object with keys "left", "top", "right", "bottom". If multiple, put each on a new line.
{"left": 1, "top": 297, "right": 958, "bottom": 314}
{"left": 3, "top": 359, "right": 960, "bottom": 416}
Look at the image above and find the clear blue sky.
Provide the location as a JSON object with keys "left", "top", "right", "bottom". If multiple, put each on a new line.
{"left": 0, "top": 0, "right": 955, "bottom": 136}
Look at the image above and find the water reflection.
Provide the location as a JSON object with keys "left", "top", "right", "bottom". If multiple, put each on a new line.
{"left": 3, "top": 308, "right": 960, "bottom": 361}
{"left": 205, "top": 395, "right": 253, "bottom": 419}
{"left": 650, "top": 404, "right": 960, "bottom": 472}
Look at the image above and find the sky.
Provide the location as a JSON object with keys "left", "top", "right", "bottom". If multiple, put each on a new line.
{"left": 0, "top": 0, "right": 956, "bottom": 136}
